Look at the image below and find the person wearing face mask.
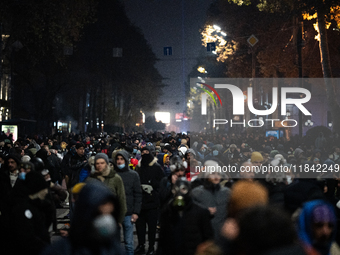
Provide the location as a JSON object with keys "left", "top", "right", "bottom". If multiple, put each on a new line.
{"left": 158, "top": 179, "right": 214, "bottom": 255}
{"left": 191, "top": 160, "right": 231, "bottom": 240}
{"left": 86, "top": 153, "right": 127, "bottom": 225}
{"left": 135, "top": 145, "right": 165, "bottom": 255}
{"left": 114, "top": 150, "right": 142, "bottom": 255}
{"left": 9, "top": 171, "right": 50, "bottom": 255}
{"left": 8, "top": 162, "right": 35, "bottom": 211}
{"left": 41, "top": 182, "right": 124, "bottom": 255}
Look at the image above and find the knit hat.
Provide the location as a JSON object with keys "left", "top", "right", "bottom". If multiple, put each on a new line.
{"left": 72, "top": 183, "right": 86, "bottom": 194}
{"left": 25, "top": 171, "right": 48, "bottom": 195}
{"left": 251, "top": 152, "right": 263, "bottom": 163}
{"left": 95, "top": 153, "right": 109, "bottom": 165}
{"left": 228, "top": 180, "right": 268, "bottom": 218}
{"left": 269, "top": 150, "right": 280, "bottom": 158}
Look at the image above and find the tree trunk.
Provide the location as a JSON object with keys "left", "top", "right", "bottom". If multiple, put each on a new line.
{"left": 317, "top": 9, "right": 340, "bottom": 135}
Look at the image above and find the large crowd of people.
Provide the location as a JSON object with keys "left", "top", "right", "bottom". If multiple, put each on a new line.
{"left": 0, "top": 130, "right": 340, "bottom": 255}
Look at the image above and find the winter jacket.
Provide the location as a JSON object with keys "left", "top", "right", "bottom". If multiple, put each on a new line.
{"left": 136, "top": 157, "right": 165, "bottom": 210}
{"left": 10, "top": 197, "right": 51, "bottom": 255}
{"left": 159, "top": 199, "right": 214, "bottom": 255}
{"left": 115, "top": 150, "right": 142, "bottom": 215}
{"left": 191, "top": 184, "right": 231, "bottom": 239}
{"left": 41, "top": 182, "right": 124, "bottom": 255}
{"left": 86, "top": 167, "right": 127, "bottom": 223}
{"left": 159, "top": 175, "right": 173, "bottom": 209}
{"left": 62, "top": 151, "right": 87, "bottom": 187}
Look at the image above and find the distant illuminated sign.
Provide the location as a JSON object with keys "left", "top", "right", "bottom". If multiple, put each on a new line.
{"left": 2, "top": 125, "right": 18, "bottom": 141}
{"left": 175, "top": 113, "right": 190, "bottom": 120}
{"left": 155, "top": 112, "right": 170, "bottom": 124}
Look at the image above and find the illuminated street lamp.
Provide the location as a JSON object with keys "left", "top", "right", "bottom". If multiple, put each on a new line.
{"left": 213, "top": 25, "right": 221, "bottom": 31}
{"left": 197, "top": 66, "right": 207, "bottom": 73}
{"left": 305, "top": 119, "right": 314, "bottom": 127}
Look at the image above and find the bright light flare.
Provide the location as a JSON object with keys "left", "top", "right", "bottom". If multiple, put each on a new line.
{"left": 213, "top": 25, "right": 221, "bottom": 31}
{"left": 197, "top": 66, "right": 206, "bottom": 73}
{"left": 155, "top": 112, "right": 170, "bottom": 124}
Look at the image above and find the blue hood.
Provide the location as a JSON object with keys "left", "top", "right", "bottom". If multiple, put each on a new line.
{"left": 298, "top": 199, "right": 336, "bottom": 253}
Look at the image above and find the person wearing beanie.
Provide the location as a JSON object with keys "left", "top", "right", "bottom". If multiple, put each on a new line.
{"left": 135, "top": 145, "right": 165, "bottom": 255}
{"left": 250, "top": 152, "right": 263, "bottom": 167}
{"left": 227, "top": 180, "right": 268, "bottom": 218}
{"left": 269, "top": 150, "right": 280, "bottom": 159}
{"left": 9, "top": 171, "right": 51, "bottom": 255}
{"left": 115, "top": 150, "right": 142, "bottom": 255}
{"left": 217, "top": 180, "right": 269, "bottom": 255}
{"left": 85, "top": 153, "right": 127, "bottom": 224}
{"left": 163, "top": 154, "right": 171, "bottom": 177}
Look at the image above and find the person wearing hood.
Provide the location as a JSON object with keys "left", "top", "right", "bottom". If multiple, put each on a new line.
{"left": 85, "top": 153, "right": 127, "bottom": 224}
{"left": 191, "top": 160, "right": 231, "bottom": 240}
{"left": 158, "top": 178, "right": 214, "bottom": 255}
{"left": 114, "top": 150, "right": 142, "bottom": 255}
{"left": 157, "top": 152, "right": 171, "bottom": 177}
{"left": 294, "top": 147, "right": 307, "bottom": 165}
{"left": 135, "top": 145, "right": 165, "bottom": 255}
{"left": 10, "top": 171, "right": 50, "bottom": 255}
{"left": 276, "top": 144, "right": 288, "bottom": 160}
{"left": 42, "top": 182, "right": 124, "bottom": 255}
{"left": 297, "top": 199, "right": 340, "bottom": 255}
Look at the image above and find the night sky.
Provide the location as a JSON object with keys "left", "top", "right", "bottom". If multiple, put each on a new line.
{"left": 123, "top": 0, "right": 213, "bottom": 129}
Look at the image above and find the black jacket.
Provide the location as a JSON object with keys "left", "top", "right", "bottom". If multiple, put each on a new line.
{"left": 10, "top": 197, "right": 51, "bottom": 255}
{"left": 41, "top": 182, "right": 124, "bottom": 255}
{"left": 136, "top": 157, "right": 165, "bottom": 210}
{"left": 284, "top": 179, "right": 324, "bottom": 214}
{"left": 159, "top": 175, "right": 173, "bottom": 209}
{"left": 159, "top": 199, "right": 214, "bottom": 255}
{"left": 115, "top": 151, "right": 142, "bottom": 215}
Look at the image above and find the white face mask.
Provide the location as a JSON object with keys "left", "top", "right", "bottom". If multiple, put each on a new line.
{"left": 93, "top": 214, "right": 116, "bottom": 237}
